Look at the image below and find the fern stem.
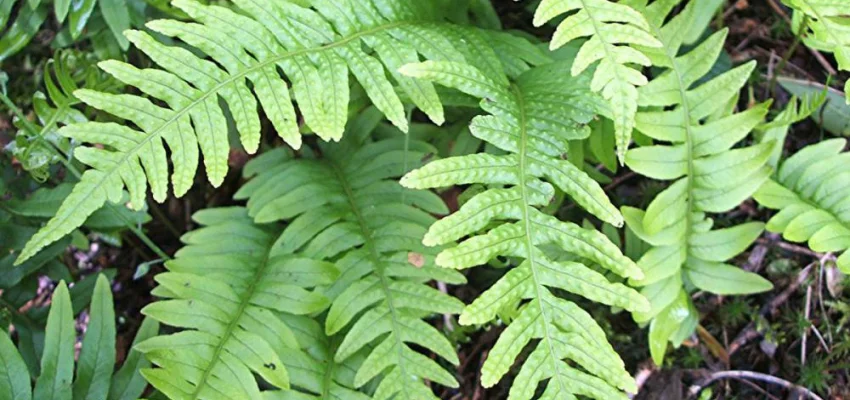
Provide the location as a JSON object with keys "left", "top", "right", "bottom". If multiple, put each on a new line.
{"left": 331, "top": 162, "right": 413, "bottom": 396}
{"left": 768, "top": 17, "right": 807, "bottom": 97}
{"left": 513, "top": 84, "right": 569, "bottom": 394}
{"left": 189, "top": 236, "right": 274, "bottom": 399}
{"left": 647, "top": 13, "right": 696, "bottom": 265}
{"left": 0, "top": 90, "right": 42, "bottom": 135}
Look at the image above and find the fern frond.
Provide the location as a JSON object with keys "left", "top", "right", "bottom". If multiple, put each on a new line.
{"left": 754, "top": 138, "right": 850, "bottom": 274}
{"left": 532, "top": 0, "right": 662, "bottom": 162}
{"left": 782, "top": 0, "right": 850, "bottom": 101}
{"left": 236, "top": 112, "right": 466, "bottom": 399}
{"left": 400, "top": 59, "right": 647, "bottom": 399}
{"left": 15, "top": 0, "right": 503, "bottom": 265}
{"left": 137, "top": 207, "right": 337, "bottom": 399}
{"left": 620, "top": 2, "right": 773, "bottom": 365}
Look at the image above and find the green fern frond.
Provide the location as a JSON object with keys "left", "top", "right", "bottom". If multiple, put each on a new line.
{"left": 399, "top": 59, "right": 647, "bottom": 399}
{"left": 15, "top": 0, "right": 501, "bottom": 265}
{"left": 532, "top": 0, "right": 663, "bottom": 162}
{"left": 620, "top": 1, "right": 774, "bottom": 365}
{"left": 236, "top": 113, "right": 465, "bottom": 399}
{"left": 137, "top": 207, "right": 337, "bottom": 399}
{"left": 754, "top": 138, "right": 850, "bottom": 274}
{"left": 782, "top": 0, "right": 850, "bottom": 101}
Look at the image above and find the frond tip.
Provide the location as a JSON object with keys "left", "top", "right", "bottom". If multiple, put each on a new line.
{"left": 532, "top": 0, "right": 663, "bottom": 162}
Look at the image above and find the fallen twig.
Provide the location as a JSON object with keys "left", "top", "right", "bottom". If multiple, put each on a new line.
{"left": 687, "top": 370, "right": 825, "bottom": 400}
{"left": 727, "top": 264, "right": 813, "bottom": 356}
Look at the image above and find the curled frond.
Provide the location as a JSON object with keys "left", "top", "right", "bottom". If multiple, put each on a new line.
{"left": 400, "top": 59, "right": 647, "bottom": 399}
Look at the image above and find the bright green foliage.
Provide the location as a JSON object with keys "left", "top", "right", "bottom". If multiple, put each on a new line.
{"left": 754, "top": 138, "right": 850, "bottom": 274}
{"left": 236, "top": 114, "right": 465, "bottom": 399}
{"left": 783, "top": 0, "right": 850, "bottom": 101}
{"left": 400, "top": 59, "right": 648, "bottom": 399}
{"left": 0, "top": 0, "right": 46, "bottom": 62}
{"left": 0, "top": 330, "right": 30, "bottom": 400}
{"left": 15, "top": 0, "right": 485, "bottom": 265}
{"left": 73, "top": 275, "right": 116, "bottom": 400}
{"left": 138, "top": 207, "right": 337, "bottom": 399}
{"left": 0, "top": 276, "right": 157, "bottom": 400}
{"left": 621, "top": 1, "right": 774, "bottom": 365}
{"left": 532, "top": 0, "right": 662, "bottom": 162}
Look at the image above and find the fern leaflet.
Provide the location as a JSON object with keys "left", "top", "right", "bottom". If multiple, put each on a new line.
{"left": 621, "top": 1, "right": 774, "bottom": 365}
{"left": 137, "top": 207, "right": 336, "bottom": 399}
{"left": 754, "top": 138, "right": 850, "bottom": 274}
{"left": 400, "top": 59, "right": 648, "bottom": 399}
{"left": 236, "top": 113, "right": 465, "bottom": 399}
{"left": 532, "top": 0, "right": 662, "bottom": 162}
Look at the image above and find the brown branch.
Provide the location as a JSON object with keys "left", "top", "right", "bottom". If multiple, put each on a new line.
{"left": 756, "top": 237, "right": 823, "bottom": 259}
{"left": 765, "top": 0, "right": 839, "bottom": 76}
{"left": 727, "top": 264, "right": 813, "bottom": 356}
{"left": 687, "top": 370, "right": 825, "bottom": 400}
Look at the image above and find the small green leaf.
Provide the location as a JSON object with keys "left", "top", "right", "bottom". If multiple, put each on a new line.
{"left": 778, "top": 77, "right": 850, "bottom": 136}
{"left": 73, "top": 275, "right": 116, "bottom": 400}
{"left": 33, "top": 281, "right": 75, "bottom": 400}
{"left": 98, "top": 0, "right": 131, "bottom": 50}
{"left": 0, "top": 331, "right": 32, "bottom": 400}
{"left": 685, "top": 260, "right": 773, "bottom": 295}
